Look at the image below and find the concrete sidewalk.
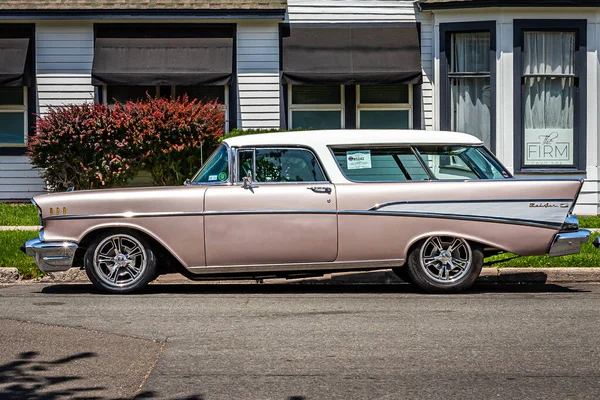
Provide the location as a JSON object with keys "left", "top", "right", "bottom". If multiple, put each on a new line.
{"left": 2, "top": 267, "right": 600, "bottom": 285}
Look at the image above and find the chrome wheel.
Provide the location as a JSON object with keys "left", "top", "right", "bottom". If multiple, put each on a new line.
{"left": 93, "top": 234, "right": 147, "bottom": 288}
{"left": 419, "top": 236, "right": 472, "bottom": 284}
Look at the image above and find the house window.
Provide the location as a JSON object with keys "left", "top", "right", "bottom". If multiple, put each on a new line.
{"left": 0, "top": 87, "right": 27, "bottom": 146}
{"left": 514, "top": 20, "right": 586, "bottom": 172}
{"left": 440, "top": 22, "right": 495, "bottom": 150}
{"left": 357, "top": 85, "right": 412, "bottom": 129}
{"left": 288, "top": 85, "right": 343, "bottom": 130}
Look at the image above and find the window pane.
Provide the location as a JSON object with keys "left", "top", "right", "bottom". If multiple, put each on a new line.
{"left": 255, "top": 148, "right": 326, "bottom": 182}
{"left": 292, "top": 85, "right": 341, "bottom": 104}
{"left": 159, "top": 86, "right": 172, "bottom": 99}
{"left": 0, "top": 87, "right": 24, "bottom": 106}
{"left": 416, "top": 146, "right": 507, "bottom": 180}
{"left": 360, "top": 110, "right": 409, "bottom": 129}
{"left": 291, "top": 111, "right": 341, "bottom": 130}
{"left": 360, "top": 85, "right": 409, "bottom": 104}
{"left": 192, "top": 145, "right": 229, "bottom": 183}
{"left": 523, "top": 76, "right": 574, "bottom": 166}
{"left": 238, "top": 149, "right": 254, "bottom": 181}
{"left": 107, "top": 86, "right": 155, "bottom": 104}
{"left": 451, "top": 77, "right": 492, "bottom": 147}
{"left": 332, "top": 147, "right": 429, "bottom": 182}
{"left": 524, "top": 32, "right": 575, "bottom": 76}
{"left": 178, "top": 85, "right": 226, "bottom": 104}
{"left": 451, "top": 32, "right": 490, "bottom": 73}
{"left": 0, "top": 112, "right": 25, "bottom": 144}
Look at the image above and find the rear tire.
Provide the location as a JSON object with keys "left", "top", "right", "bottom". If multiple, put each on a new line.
{"left": 85, "top": 230, "right": 157, "bottom": 294}
{"left": 406, "top": 236, "right": 483, "bottom": 293}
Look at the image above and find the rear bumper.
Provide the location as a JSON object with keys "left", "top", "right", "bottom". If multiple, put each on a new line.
{"left": 22, "top": 236, "right": 78, "bottom": 273}
{"left": 548, "top": 229, "right": 590, "bottom": 257}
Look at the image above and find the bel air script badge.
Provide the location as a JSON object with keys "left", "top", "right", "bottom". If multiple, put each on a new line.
{"left": 529, "top": 202, "right": 569, "bottom": 208}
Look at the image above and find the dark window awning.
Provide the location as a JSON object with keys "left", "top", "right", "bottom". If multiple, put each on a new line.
{"left": 282, "top": 24, "right": 422, "bottom": 86}
{"left": 92, "top": 36, "right": 233, "bottom": 86}
{"left": 0, "top": 38, "right": 30, "bottom": 87}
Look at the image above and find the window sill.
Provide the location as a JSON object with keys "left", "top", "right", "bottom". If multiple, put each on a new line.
{"left": 514, "top": 168, "right": 586, "bottom": 175}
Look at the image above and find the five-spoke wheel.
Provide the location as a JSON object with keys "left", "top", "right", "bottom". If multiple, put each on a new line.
{"left": 406, "top": 236, "right": 483, "bottom": 293}
{"left": 85, "top": 231, "right": 156, "bottom": 294}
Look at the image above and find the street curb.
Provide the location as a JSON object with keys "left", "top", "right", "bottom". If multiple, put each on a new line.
{"left": 2, "top": 267, "right": 600, "bottom": 285}
{"left": 0, "top": 226, "right": 41, "bottom": 231}
{"left": 3, "top": 267, "right": 599, "bottom": 285}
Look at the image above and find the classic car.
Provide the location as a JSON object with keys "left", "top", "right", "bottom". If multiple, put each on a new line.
{"left": 24, "top": 129, "right": 589, "bottom": 294}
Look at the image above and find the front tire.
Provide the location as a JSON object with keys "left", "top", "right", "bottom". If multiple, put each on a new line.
{"left": 85, "top": 231, "right": 157, "bottom": 294}
{"left": 406, "top": 236, "right": 483, "bottom": 293}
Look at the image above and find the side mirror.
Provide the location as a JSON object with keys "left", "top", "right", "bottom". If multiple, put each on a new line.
{"left": 242, "top": 174, "right": 253, "bottom": 189}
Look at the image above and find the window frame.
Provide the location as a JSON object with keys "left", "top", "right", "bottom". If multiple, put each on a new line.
{"left": 356, "top": 84, "right": 413, "bottom": 129}
{"left": 233, "top": 145, "right": 330, "bottom": 184}
{"left": 102, "top": 84, "right": 230, "bottom": 132}
{"left": 513, "top": 19, "right": 587, "bottom": 173}
{"left": 0, "top": 87, "right": 28, "bottom": 147}
{"left": 439, "top": 21, "right": 497, "bottom": 152}
{"left": 288, "top": 84, "right": 345, "bottom": 130}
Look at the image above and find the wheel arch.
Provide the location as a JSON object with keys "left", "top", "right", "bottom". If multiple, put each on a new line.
{"left": 74, "top": 224, "right": 187, "bottom": 272}
{"left": 403, "top": 231, "right": 500, "bottom": 260}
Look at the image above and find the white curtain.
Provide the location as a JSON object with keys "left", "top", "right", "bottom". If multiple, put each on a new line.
{"left": 452, "top": 32, "right": 490, "bottom": 73}
{"left": 451, "top": 78, "right": 492, "bottom": 147}
{"left": 523, "top": 32, "right": 575, "bottom": 130}
{"left": 450, "top": 32, "right": 492, "bottom": 147}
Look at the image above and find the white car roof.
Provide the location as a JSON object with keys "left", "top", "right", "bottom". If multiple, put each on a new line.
{"left": 224, "top": 129, "right": 483, "bottom": 148}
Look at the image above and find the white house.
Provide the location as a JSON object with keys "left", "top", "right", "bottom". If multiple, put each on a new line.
{"left": 0, "top": 0, "right": 598, "bottom": 214}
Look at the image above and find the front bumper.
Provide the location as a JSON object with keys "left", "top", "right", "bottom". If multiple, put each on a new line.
{"left": 22, "top": 236, "right": 78, "bottom": 273}
{"left": 548, "top": 229, "right": 590, "bottom": 257}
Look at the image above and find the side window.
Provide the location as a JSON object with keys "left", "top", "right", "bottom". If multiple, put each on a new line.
{"left": 332, "top": 147, "right": 429, "bottom": 182}
{"left": 237, "top": 148, "right": 326, "bottom": 183}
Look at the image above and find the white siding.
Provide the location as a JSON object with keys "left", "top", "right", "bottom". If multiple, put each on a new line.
{"left": 286, "top": 0, "right": 434, "bottom": 130}
{"left": 36, "top": 22, "right": 95, "bottom": 116}
{"left": 0, "top": 156, "right": 45, "bottom": 201}
{"left": 236, "top": 22, "right": 281, "bottom": 129}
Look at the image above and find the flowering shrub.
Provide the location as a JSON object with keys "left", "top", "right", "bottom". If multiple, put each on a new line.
{"left": 28, "top": 96, "right": 225, "bottom": 190}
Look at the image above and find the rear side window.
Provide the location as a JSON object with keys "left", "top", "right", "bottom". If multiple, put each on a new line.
{"left": 332, "top": 148, "right": 430, "bottom": 182}
{"left": 238, "top": 148, "right": 327, "bottom": 183}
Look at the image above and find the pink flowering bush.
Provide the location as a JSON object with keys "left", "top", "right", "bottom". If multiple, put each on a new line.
{"left": 28, "top": 96, "right": 225, "bottom": 190}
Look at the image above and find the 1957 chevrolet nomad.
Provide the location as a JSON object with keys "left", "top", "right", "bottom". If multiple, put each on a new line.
{"left": 24, "top": 130, "right": 589, "bottom": 294}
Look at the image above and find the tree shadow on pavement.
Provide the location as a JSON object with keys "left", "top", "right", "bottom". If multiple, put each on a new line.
{"left": 0, "top": 351, "right": 102, "bottom": 400}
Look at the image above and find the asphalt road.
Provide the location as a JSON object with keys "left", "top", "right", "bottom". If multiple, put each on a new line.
{"left": 0, "top": 282, "right": 599, "bottom": 400}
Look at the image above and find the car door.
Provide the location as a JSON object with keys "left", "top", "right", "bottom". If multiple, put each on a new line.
{"left": 204, "top": 147, "right": 338, "bottom": 267}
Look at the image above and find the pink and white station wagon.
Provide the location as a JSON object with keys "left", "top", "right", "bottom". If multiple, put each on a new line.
{"left": 24, "top": 130, "right": 589, "bottom": 294}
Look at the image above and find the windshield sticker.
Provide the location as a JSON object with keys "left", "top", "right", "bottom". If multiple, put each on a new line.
{"left": 347, "top": 150, "right": 372, "bottom": 170}
{"left": 208, "top": 175, "right": 218, "bottom": 181}
{"left": 218, "top": 172, "right": 228, "bottom": 181}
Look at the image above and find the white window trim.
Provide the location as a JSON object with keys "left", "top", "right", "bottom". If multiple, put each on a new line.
{"left": 356, "top": 84, "right": 413, "bottom": 129}
{"left": 288, "top": 85, "right": 345, "bottom": 130}
{"left": 102, "top": 85, "right": 230, "bottom": 132}
{"left": 0, "top": 87, "right": 28, "bottom": 147}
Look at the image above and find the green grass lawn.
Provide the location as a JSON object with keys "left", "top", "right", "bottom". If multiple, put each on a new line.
{"left": 0, "top": 230, "right": 43, "bottom": 279}
{"left": 485, "top": 232, "right": 600, "bottom": 268}
{"left": 578, "top": 215, "right": 600, "bottom": 229}
{"left": 0, "top": 203, "right": 39, "bottom": 226}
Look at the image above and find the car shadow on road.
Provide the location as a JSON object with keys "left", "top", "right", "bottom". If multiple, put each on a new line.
{"left": 39, "top": 281, "right": 589, "bottom": 296}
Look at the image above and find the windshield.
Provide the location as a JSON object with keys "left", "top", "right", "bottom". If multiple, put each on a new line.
{"left": 191, "top": 144, "right": 229, "bottom": 184}
{"left": 332, "top": 145, "right": 510, "bottom": 182}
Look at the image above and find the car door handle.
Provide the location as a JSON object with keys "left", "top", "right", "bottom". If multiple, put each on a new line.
{"left": 308, "top": 186, "right": 332, "bottom": 194}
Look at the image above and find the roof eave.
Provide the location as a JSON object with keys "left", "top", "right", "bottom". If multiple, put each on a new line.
{"left": 0, "top": 8, "right": 287, "bottom": 21}
{"left": 419, "top": 0, "right": 600, "bottom": 10}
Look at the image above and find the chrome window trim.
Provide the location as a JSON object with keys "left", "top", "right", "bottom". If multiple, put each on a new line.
{"left": 231, "top": 145, "right": 331, "bottom": 185}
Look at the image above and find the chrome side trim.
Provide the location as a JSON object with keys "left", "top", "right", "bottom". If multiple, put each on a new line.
{"left": 24, "top": 237, "right": 78, "bottom": 272}
{"left": 44, "top": 208, "right": 563, "bottom": 229}
{"left": 370, "top": 198, "right": 574, "bottom": 211}
{"left": 187, "top": 259, "right": 405, "bottom": 275}
{"left": 561, "top": 214, "right": 579, "bottom": 232}
{"left": 339, "top": 210, "right": 563, "bottom": 230}
{"left": 548, "top": 229, "right": 590, "bottom": 257}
